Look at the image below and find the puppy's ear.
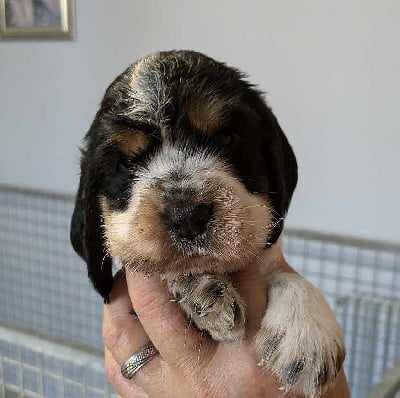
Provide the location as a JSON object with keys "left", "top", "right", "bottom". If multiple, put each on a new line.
{"left": 70, "top": 154, "right": 113, "bottom": 303}
{"left": 266, "top": 114, "right": 298, "bottom": 245}
{"left": 248, "top": 93, "right": 298, "bottom": 246}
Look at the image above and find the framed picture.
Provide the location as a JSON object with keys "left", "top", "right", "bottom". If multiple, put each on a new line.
{"left": 0, "top": 0, "right": 75, "bottom": 39}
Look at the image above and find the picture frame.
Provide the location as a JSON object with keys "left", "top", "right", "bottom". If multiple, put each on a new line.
{"left": 0, "top": 0, "right": 75, "bottom": 40}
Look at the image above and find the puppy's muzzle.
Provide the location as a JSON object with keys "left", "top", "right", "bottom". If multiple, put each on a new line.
{"left": 163, "top": 202, "right": 213, "bottom": 240}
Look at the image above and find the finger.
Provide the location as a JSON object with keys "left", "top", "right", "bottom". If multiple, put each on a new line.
{"left": 103, "top": 272, "right": 163, "bottom": 394}
{"left": 103, "top": 272, "right": 151, "bottom": 366}
{"left": 125, "top": 270, "right": 214, "bottom": 367}
{"left": 104, "top": 348, "right": 148, "bottom": 398}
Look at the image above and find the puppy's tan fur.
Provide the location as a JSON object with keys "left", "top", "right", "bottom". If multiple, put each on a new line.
{"left": 115, "top": 131, "right": 150, "bottom": 157}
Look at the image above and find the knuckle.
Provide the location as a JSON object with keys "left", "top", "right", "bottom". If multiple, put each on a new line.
{"left": 169, "top": 351, "right": 194, "bottom": 370}
{"left": 170, "top": 341, "right": 211, "bottom": 372}
{"left": 136, "top": 290, "right": 170, "bottom": 320}
{"left": 103, "top": 322, "right": 130, "bottom": 353}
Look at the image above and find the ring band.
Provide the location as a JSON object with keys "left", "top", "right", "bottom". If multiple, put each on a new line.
{"left": 120, "top": 344, "right": 158, "bottom": 379}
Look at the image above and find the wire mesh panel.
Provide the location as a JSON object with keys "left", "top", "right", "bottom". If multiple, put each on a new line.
{"left": 0, "top": 325, "right": 118, "bottom": 398}
{"left": 283, "top": 229, "right": 400, "bottom": 398}
{"left": 0, "top": 186, "right": 103, "bottom": 352}
{"left": 337, "top": 296, "right": 400, "bottom": 398}
{"left": 0, "top": 184, "right": 399, "bottom": 398}
{"left": 368, "top": 363, "right": 400, "bottom": 398}
{"left": 283, "top": 229, "right": 400, "bottom": 307}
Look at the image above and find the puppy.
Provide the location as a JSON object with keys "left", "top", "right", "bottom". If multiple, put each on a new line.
{"left": 70, "top": 50, "right": 345, "bottom": 397}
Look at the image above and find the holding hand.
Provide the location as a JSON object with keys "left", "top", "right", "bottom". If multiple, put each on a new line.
{"left": 103, "top": 264, "right": 349, "bottom": 397}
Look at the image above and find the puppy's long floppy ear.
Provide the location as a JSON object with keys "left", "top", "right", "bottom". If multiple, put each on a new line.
{"left": 248, "top": 92, "right": 298, "bottom": 246}
{"left": 70, "top": 154, "right": 113, "bottom": 303}
{"left": 266, "top": 115, "right": 298, "bottom": 245}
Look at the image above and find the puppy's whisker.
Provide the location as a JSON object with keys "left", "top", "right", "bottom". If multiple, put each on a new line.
{"left": 270, "top": 208, "right": 284, "bottom": 218}
{"left": 241, "top": 205, "right": 271, "bottom": 211}
{"left": 239, "top": 236, "right": 263, "bottom": 260}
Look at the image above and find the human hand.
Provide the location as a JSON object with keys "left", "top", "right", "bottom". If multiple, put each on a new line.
{"left": 103, "top": 263, "right": 349, "bottom": 397}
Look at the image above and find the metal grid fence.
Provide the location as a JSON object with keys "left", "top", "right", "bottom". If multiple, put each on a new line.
{"left": 0, "top": 184, "right": 399, "bottom": 398}
{"left": 0, "top": 326, "right": 118, "bottom": 398}
{"left": 283, "top": 229, "right": 400, "bottom": 398}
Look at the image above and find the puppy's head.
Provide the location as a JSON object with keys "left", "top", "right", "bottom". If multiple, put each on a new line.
{"left": 70, "top": 51, "right": 297, "bottom": 302}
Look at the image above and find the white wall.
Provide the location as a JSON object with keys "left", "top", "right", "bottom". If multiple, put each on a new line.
{"left": 1, "top": 0, "right": 399, "bottom": 241}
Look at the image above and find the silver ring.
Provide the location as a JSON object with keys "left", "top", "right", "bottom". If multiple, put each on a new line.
{"left": 120, "top": 344, "right": 158, "bottom": 379}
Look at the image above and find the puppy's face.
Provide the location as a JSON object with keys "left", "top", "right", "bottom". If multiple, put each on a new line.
{"left": 101, "top": 145, "right": 271, "bottom": 276}
{"left": 71, "top": 51, "right": 297, "bottom": 300}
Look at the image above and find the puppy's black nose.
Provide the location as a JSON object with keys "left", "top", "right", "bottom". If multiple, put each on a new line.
{"left": 164, "top": 203, "right": 213, "bottom": 240}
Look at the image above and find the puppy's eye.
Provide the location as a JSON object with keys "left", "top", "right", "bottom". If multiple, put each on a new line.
{"left": 117, "top": 156, "right": 136, "bottom": 172}
{"left": 219, "top": 132, "right": 237, "bottom": 147}
{"left": 221, "top": 134, "right": 233, "bottom": 146}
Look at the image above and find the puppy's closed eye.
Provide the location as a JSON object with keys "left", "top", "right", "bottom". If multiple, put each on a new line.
{"left": 215, "top": 128, "right": 239, "bottom": 148}
{"left": 117, "top": 155, "right": 138, "bottom": 173}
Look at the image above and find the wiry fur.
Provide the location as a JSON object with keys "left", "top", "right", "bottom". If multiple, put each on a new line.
{"left": 70, "top": 50, "right": 344, "bottom": 397}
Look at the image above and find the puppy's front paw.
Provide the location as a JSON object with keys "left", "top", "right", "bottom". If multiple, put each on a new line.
{"left": 255, "top": 273, "right": 345, "bottom": 397}
{"left": 168, "top": 274, "right": 246, "bottom": 342}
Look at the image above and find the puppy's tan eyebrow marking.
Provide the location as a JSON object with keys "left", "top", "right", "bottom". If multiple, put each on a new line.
{"left": 112, "top": 131, "right": 150, "bottom": 156}
{"left": 185, "top": 95, "right": 225, "bottom": 135}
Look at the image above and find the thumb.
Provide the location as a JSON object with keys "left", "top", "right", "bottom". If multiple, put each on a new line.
{"left": 125, "top": 270, "right": 213, "bottom": 366}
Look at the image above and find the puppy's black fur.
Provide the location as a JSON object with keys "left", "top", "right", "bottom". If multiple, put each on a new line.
{"left": 70, "top": 50, "right": 297, "bottom": 302}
